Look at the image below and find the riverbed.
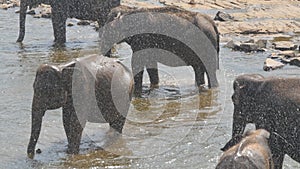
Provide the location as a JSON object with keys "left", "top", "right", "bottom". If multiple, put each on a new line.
{"left": 0, "top": 4, "right": 299, "bottom": 169}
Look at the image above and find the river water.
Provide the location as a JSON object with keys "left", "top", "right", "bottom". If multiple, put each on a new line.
{"left": 0, "top": 4, "right": 299, "bottom": 169}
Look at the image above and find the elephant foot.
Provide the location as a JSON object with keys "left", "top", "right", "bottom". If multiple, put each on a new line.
{"left": 66, "top": 147, "right": 80, "bottom": 155}
{"left": 198, "top": 85, "right": 207, "bottom": 92}
{"left": 27, "top": 152, "right": 34, "bottom": 159}
{"left": 27, "top": 147, "right": 35, "bottom": 159}
{"left": 107, "top": 127, "right": 122, "bottom": 138}
{"left": 150, "top": 83, "right": 159, "bottom": 89}
{"left": 109, "top": 118, "right": 125, "bottom": 134}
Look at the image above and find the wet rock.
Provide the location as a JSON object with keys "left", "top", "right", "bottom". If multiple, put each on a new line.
{"left": 290, "top": 57, "right": 300, "bottom": 67}
{"left": 239, "top": 43, "right": 259, "bottom": 53}
{"left": 159, "top": 0, "right": 166, "bottom": 4}
{"left": 67, "top": 22, "right": 74, "bottom": 27}
{"left": 273, "top": 35, "right": 293, "bottom": 42}
{"left": 77, "top": 20, "right": 90, "bottom": 26}
{"left": 273, "top": 41, "right": 297, "bottom": 51}
{"left": 278, "top": 50, "right": 296, "bottom": 58}
{"left": 188, "top": 0, "right": 196, "bottom": 5}
{"left": 33, "top": 14, "right": 42, "bottom": 18}
{"left": 36, "top": 148, "right": 42, "bottom": 154}
{"left": 240, "top": 28, "right": 262, "bottom": 35}
{"left": 263, "top": 58, "right": 284, "bottom": 71}
{"left": 256, "top": 39, "right": 267, "bottom": 48}
{"left": 224, "top": 40, "right": 241, "bottom": 50}
{"left": 0, "top": 3, "right": 14, "bottom": 9}
{"left": 26, "top": 9, "right": 35, "bottom": 15}
{"left": 225, "top": 40, "right": 266, "bottom": 52}
{"left": 214, "top": 11, "right": 234, "bottom": 22}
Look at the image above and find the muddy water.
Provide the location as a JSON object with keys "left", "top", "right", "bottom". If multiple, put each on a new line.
{"left": 0, "top": 6, "right": 299, "bottom": 169}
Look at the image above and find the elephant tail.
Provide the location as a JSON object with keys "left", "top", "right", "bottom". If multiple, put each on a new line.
{"left": 17, "top": 0, "right": 28, "bottom": 42}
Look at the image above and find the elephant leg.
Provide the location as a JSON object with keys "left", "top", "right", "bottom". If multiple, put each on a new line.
{"left": 133, "top": 71, "right": 144, "bottom": 97}
{"left": 62, "top": 103, "right": 73, "bottom": 147}
{"left": 269, "top": 134, "right": 285, "bottom": 169}
{"left": 63, "top": 100, "right": 85, "bottom": 154}
{"left": 109, "top": 115, "right": 126, "bottom": 134}
{"left": 192, "top": 65, "right": 205, "bottom": 88}
{"left": 51, "top": 2, "right": 67, "bottom": 44}
{"left": 146, "top": 68, "right": 159, "bottom": 89}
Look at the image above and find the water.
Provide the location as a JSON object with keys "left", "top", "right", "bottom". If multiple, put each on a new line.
{"left": 0, "top": 5, "right": 300, "bottom": 169}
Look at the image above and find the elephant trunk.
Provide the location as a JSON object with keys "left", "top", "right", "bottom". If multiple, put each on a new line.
{"left": 232, "top": 105, "right": 246, "bottom": 138}
{"left": 27, "top": 97, "right": 45, "bottom": 159}
{"left": 17, "top": 0, "right": 27, "bottom": 42}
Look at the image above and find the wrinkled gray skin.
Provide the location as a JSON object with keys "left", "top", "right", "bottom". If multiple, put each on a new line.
{"left": 227, "top": 74, "right": 300, "bottom": 169}
{"left": 17, "top": 0, "right": 120, "bottom": 45}
{"left": 105, "top": 6, "right": 219, "bottom": 96}
{"left": 28, "top": 54, "right": 133, "bottom": 159}
{"left": 216, "top": 129, "right": 274, "bottom": 169}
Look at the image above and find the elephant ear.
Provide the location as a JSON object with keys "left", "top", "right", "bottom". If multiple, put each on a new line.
{"left": 232, "top": 74, "right": 265, "bottom": 104}
{"left": 61, "top": 61, "right": 76, "bottom": 91}
{"left": 34, "top": 64, "right": 64, "bottom": 109}
{"left": 221, "top": 134, "right": 243, "bottom": 151}
{"left": 255, "top": 129, "right": 270, "bottom": 139}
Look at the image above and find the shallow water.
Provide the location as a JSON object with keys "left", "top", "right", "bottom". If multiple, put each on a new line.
{"left": 0, "top": 4, "right": 299, "bottom": 169}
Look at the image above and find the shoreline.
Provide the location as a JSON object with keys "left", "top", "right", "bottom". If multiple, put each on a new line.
{"left": 2, "top": 0, "right": 300, "bottom": 35}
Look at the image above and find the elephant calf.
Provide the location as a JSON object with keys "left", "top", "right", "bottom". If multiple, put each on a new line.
{"left": 230, "top": 74, "right": 300, "bottom": 169}
{"left": 217, "top": 129, "right": 274, "bottom": 169}
{"left": 28, "top": 54, "right": 133, "bottom": 159}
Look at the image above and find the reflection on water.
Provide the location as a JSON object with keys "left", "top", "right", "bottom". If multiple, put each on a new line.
{"left": 0, "top": 4, "right": 299, "bottom": 169}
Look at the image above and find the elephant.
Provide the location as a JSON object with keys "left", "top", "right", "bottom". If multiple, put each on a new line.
{"left": 227, "top": 74, "right": 300, "bottom": 169}
{"left": 216, "top": 129, "right": 274, "bottom": 169}
{"left": 27, "top": 54, "right": 133, "bottom": 159}
{"left": 16, "top": 0, "right": 121, "bottom": 44}
{"left": 102, "top": 5, "right": 219, "bottom": 97}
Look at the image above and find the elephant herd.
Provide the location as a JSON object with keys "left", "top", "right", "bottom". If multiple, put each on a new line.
{"left": 17, "top": 0, "right": 299, "bottom": 168}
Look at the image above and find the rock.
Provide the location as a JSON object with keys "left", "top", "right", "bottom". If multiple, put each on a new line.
{"left": 224, "top": 40, "right": 241, "bottom": 50}
{"left": 40, "top": 5, "right": 51, "bottom": 18}
{"left": 0, "top": 4, "right": 8, "bottom": 9}
{"left": 278, "top": 50, "right": 296, "bottom": 58}
{"left": 240, "top": 28, "right": 261, "bottom": 34}
{"left": 188, "top": 0, "right": 196, "bottom": 5}
{"left": 67, "top": 22, "right": 74, "bottom": 27}
{"left": 36, "top": 148, "right": 42, "bottom": 154}
{"left": 26, "top": 9, "right": 35, "bottom": 15}
{"left": 214, "top": 11, "right": 234, "bottom": 22}
{"left": 33, "top": 14, "right": 42, "bottom": 18}
{"left": 239, "top": 43, "right": 259, "bottom": 53}
{"left": 273, "top": 35, "right": 292, "bottom": 42}
{"left": 159, "top": 0, "right": 166, "bottom": 4}
{"left": 290, "top": 57, "right": 300, "bottom": 67}
{"left": 263, "top": 58, "right": 284, "bottom": 71}
{"left": 41, "top": 13, "right": 51, "bottom": 18}
{"left": 256, "top": 39, "right": 267, "bottom": 48}
{"left": 273, "top": 41, "right": 298, "bottom": 51}
{"left": 77, "top": 20, "right": 90, "bottom": 26}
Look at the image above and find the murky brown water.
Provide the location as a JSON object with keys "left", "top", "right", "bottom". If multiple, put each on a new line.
{"left": 0, "top": 4, "right": 299, "bottom": 169}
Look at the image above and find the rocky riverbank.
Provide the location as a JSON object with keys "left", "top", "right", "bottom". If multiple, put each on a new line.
{"left": 2, "top": 0, "right": 300, "bottom": 71}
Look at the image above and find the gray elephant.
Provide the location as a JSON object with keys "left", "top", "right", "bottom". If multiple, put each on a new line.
{"left": 227, "top": 74, "right": 300, "bottom": 169}
{"left": 103, "top": 6, "right": 219, "bottom": 96}
{"left": 217, "top": 129, "right": 274, "bottom": 169}
{"left": 17, "top": 0, "right": 121, "bottom": 44}
{"left": 28, "top": 54, "right": 133, "bottom": 159}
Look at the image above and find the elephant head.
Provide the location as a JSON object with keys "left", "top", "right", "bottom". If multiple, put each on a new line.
{"left": 217, "top": 129, "right": 274, "bottom": 169}
{"left": 231, "top": 74, "right": 264, "bottom": 138}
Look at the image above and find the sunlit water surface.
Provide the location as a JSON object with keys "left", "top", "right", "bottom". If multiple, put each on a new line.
{"left": 0, "top": 4, "right": 299, "bottom": 169}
